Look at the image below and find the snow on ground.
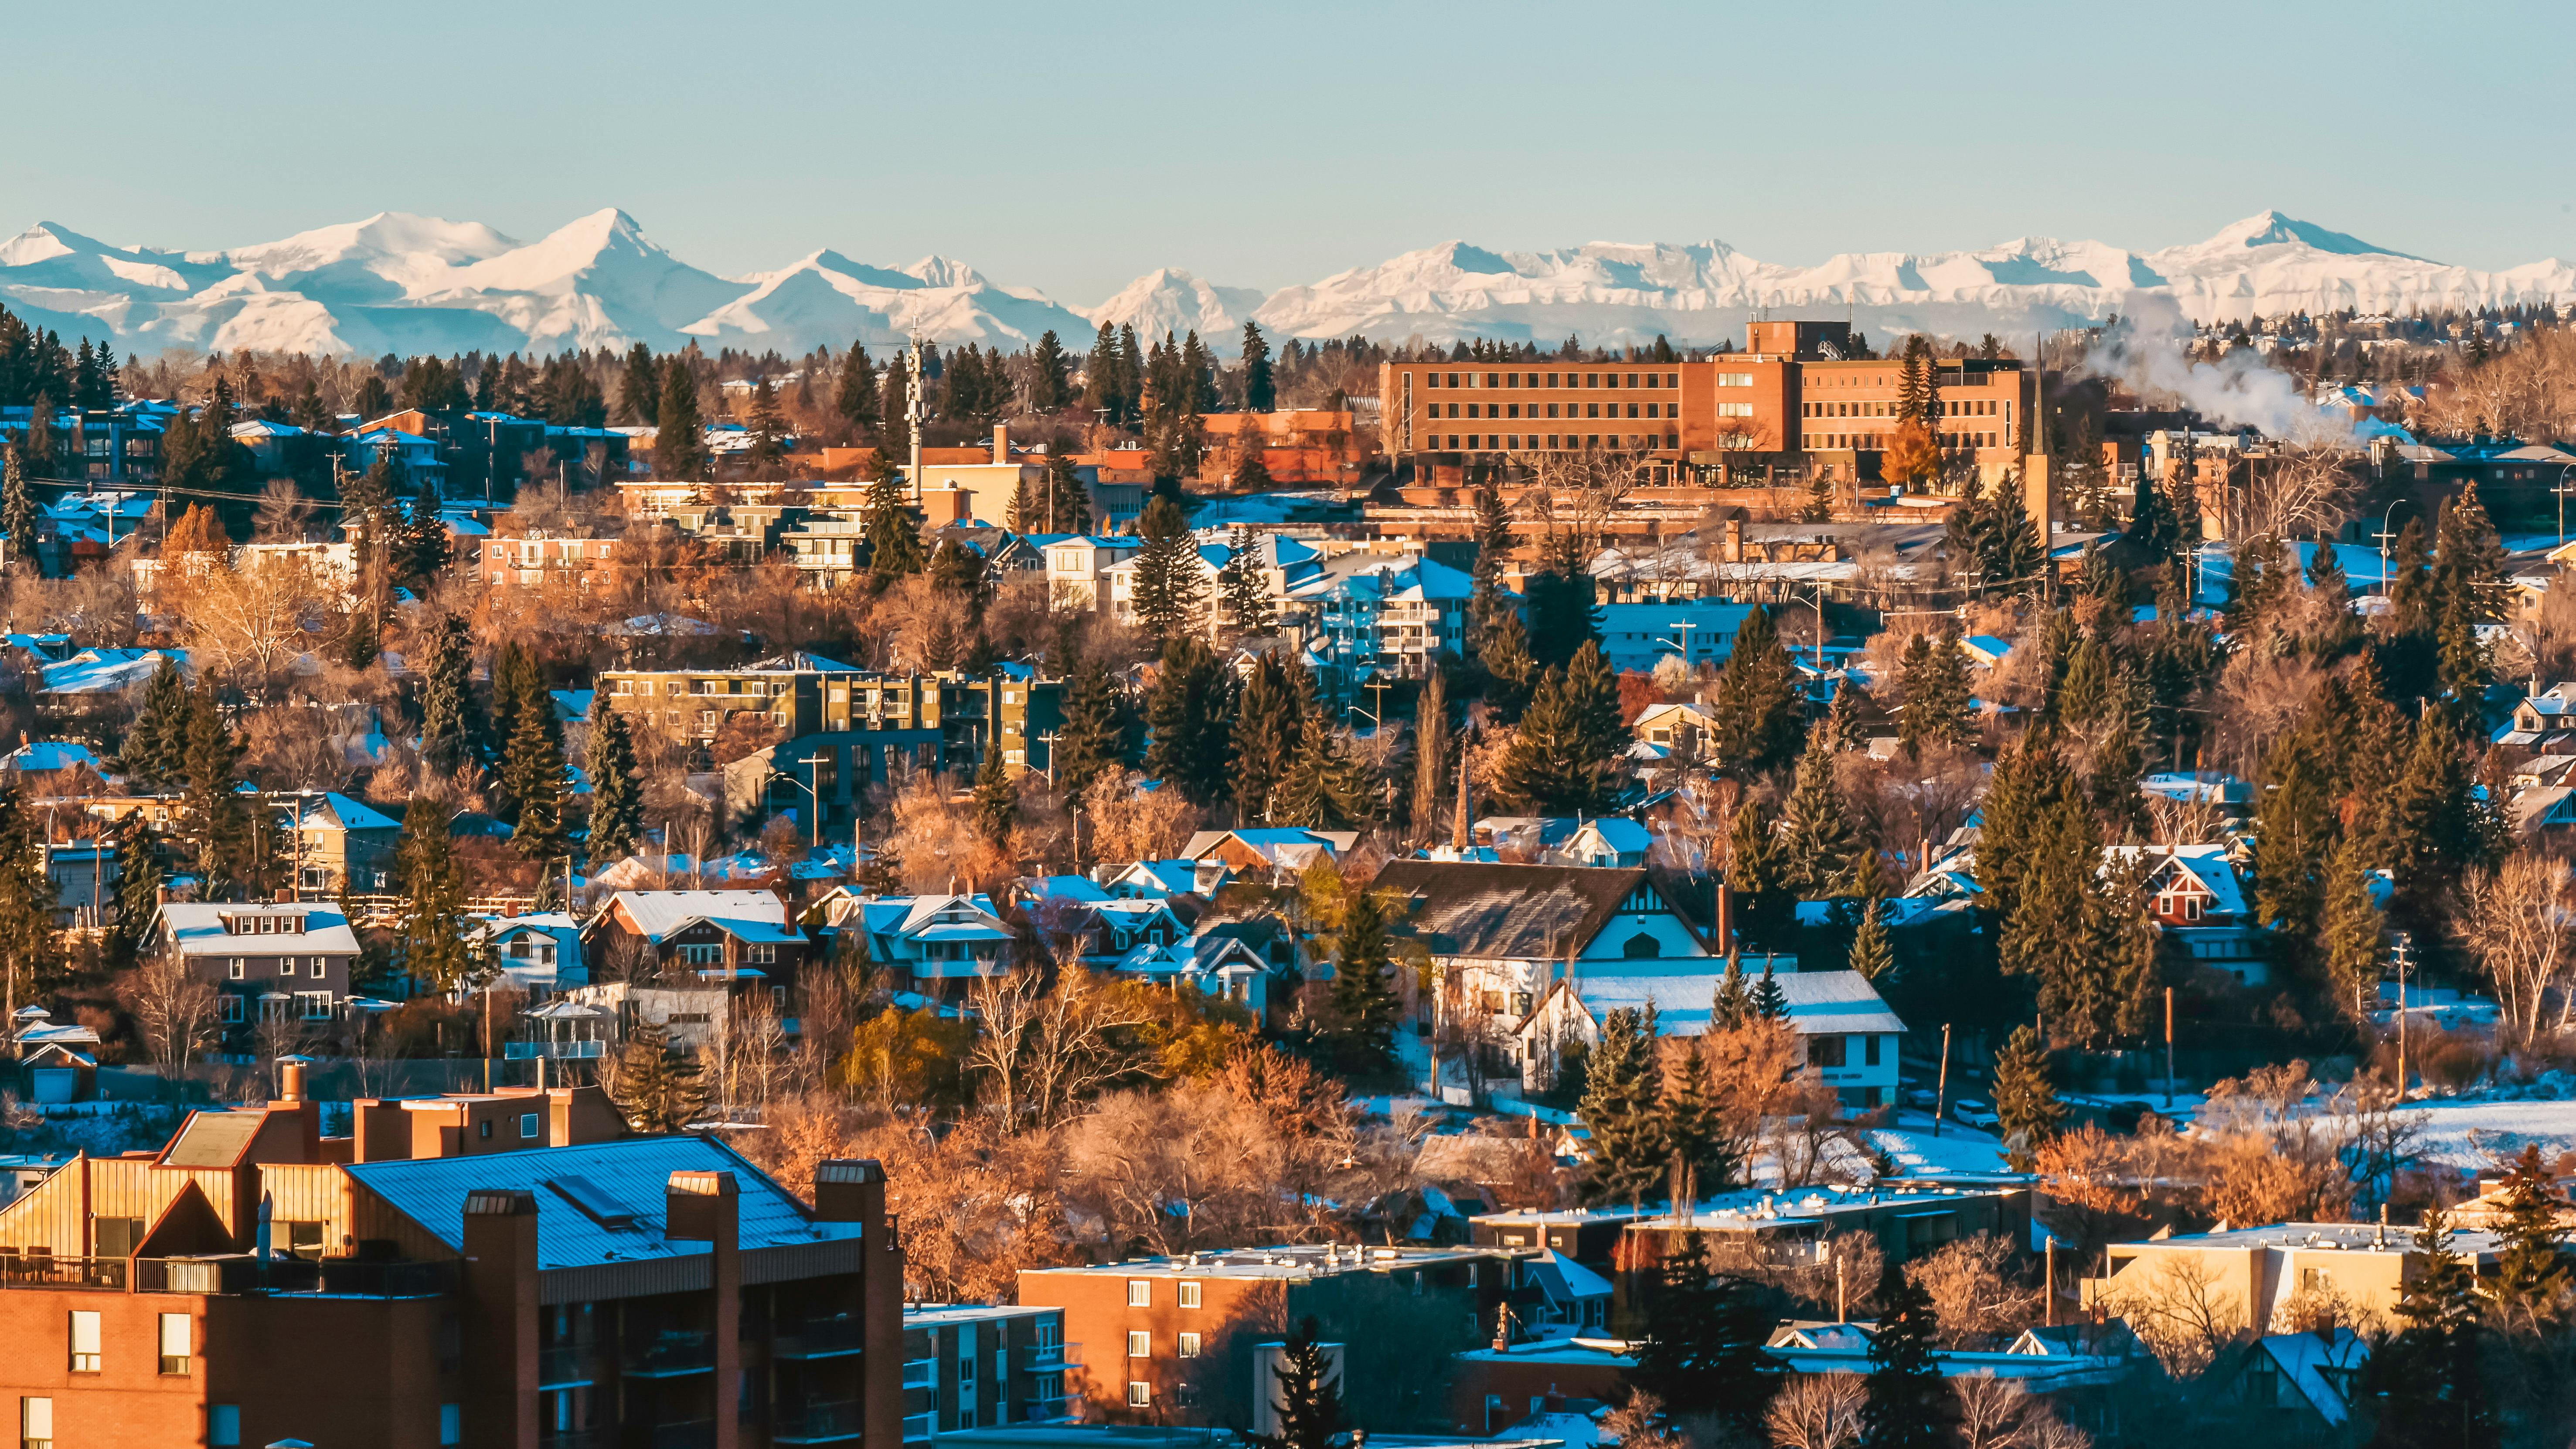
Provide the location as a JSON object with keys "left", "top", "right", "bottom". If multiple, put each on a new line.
{"left": 2401, "top": 1095, "right": 2576, "bottom": 1167}
{"left": 1865, "top": 1109, "right": 2011, "bottom": 1177}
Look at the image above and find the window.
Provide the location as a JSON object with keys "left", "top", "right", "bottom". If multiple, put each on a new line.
{"left": 296, "top": 993, "right": 332, "bottom": 1021}
{"left": 1178, "top": 1332, "right": 1201, "bottom": 1358}
{"left": 1719, "top": 372, "right": 1753, "bottom": 387}
{"left": 679, "top": 944, "right": 722, "bottom": 966}
{"left": 747, "top": 942, "right": 778, "bottom": 965}
{"left": 208, "top": 1404, "right": 238, "bottom": 1447}
{"left": 1127, "top": 1330, "right": 1152, "bottom": 1358}
{"left": 229, "top": 958, "right": 245, "bottom": 980}
{"left": 1127, "top": 1279, "right": 1152, "bottom": 1307}
{"left": 1128, "top": 1383, "right": 1152, "bottom": 1408}
{"left": 221, "top": 995, "right": 244, "bottom": 1024}
{"left": 22, "top": 1398, "right": 51, "bottom": 1449}
{"left": 1718, "top": 402, "right": 1754, "bottom": 418}
{"left": 1865, "top": 1035, "right": 1882, "bottom": 1067}
{"left": 160, "top": 1313, "right": 191, "bottom": 1374}
{"left": 279, "top": 956, "right": 296, "bottom": 976}
{"left": 1178, "top": 1281, "right": 1201, "bottom": 1309}
{"left": 520, "top": 1112, "right": 541, "bottom": 1140}
{"left": 1811, "top": 1036, "right": 1848, "bottom": 1068}
{"left": 441, "top": 1403, "right": 463, "bottom": 1446}
{"left": 68, "top": 1311, "right": 99, "bottom": 1372}
{"left": 95, "top": 1217, "right": 143, "bottom": 1258}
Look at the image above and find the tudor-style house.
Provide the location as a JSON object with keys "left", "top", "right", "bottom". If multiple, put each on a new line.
{"left": 154, "top": 901, "right": 361, "bottom": 1038}
{"left": 2106, "top": 844, "right": 2270, "bottom": 986}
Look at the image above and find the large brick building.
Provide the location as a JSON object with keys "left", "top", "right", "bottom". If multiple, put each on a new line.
{"left": 0, "top": 1066, "right": 903, "bottom": 1449}
{"left": 1377, "top": 320, "right": 2036, "bottom": 490}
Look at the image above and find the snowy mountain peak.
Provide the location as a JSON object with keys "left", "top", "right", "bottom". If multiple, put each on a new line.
{"left": 1086, "top": 268, "right": 1267, "bottom": 342}
{"left": 2188, "top": 210, "right": 2417, "bottom": 260}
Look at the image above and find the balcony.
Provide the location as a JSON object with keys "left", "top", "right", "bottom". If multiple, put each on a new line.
{"left": 902, "top": 1412, "right": 938, "bottom": 1443}
{"left": 538, "top": 1344, "right": 596, "bottom": 1388}
{"left": 902, "top": 1358, "right": 936, "bottom": 1390}
{"left": 647, "top": 1420, "right": 716, "bottom": 1449}
{"left": 0, "top": 1255, "right": 124, "bottom": 1291}
{"left": 774, "top": 1316, "right": 864, "bottom": 1360}
{"left": 1024, "top": 1394, "right": 1081, "bottom": 1423}
{"left": 133, "top": 1255, "right": 448, "bottom": 1297}
{"left": 623, "top": 1327, "right": 717, "bottom": 1378}
{"left": 773, "top": 1399, "right": 865, "bottom": 1444}
{"left": 1025, "top": 1342, "right": 1082, "bottom": 1370}
{"left": 538, "top": 1434, "right": 600, "bottom": 1449}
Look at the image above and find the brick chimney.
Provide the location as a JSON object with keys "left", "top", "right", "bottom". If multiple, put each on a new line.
{"left": 667, "top": 1170, "right": 742, "bottom": 1449}
{"left": 1723, "top": 517, "right": 1744, "bottom": 563}
{"left": 992, "top": 423, "right": 1010, "bottom": 465}
{"left": 461, "top": 1189, "right": 540, "bottom": 1449}
{"left": 813, "top": 1161, "right": 905, "bottom": 1449}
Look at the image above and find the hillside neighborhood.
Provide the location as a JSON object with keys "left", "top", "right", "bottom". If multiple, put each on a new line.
{"left": 0, "top": 274, "right": 2572, "bottom": 1449}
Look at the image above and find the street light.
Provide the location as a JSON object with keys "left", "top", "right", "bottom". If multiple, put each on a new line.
{"left": 2374, "top": 499, "right": 2409, "bottom": 604}
{"left": 774, "top": 752, "right": 831, "bottom": 850}
{"left": 2553, "top": 463, "right": 2576, "bottom": 547}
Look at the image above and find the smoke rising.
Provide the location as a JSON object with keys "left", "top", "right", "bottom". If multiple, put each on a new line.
{"left": 2074, "top": 295, "right": 2348, "bottom": 445}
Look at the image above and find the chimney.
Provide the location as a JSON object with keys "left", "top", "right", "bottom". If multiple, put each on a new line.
{"left": 275, "top": 887, "right": 293, "bottom": 904}
{"left": 1723, "top": 517, "right": 1744, "bottom": 564}
{"left": 993, "top": 423, "right": 1010, "bottom": 465}
{"left": 460, "top": 1189, "right": 541, "bottom": 1449}
{"left": 665, "top": 1169, "right": 741, "bottom": 1244}
{"left": 278, "top": 1061, "right": 306, "bottom": 1103}
{"left": 1713, "top": 881, "right": 1735, "bottom": 953}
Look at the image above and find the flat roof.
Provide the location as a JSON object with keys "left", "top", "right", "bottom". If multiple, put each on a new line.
{"left": 904, "top": 1302, "right": 1062, "bottom": 1327}
{"left": 1023, "top": 1244, "right": 1508, "bottom": 1281}
{"left": 1474, "top": 1183, "right": 2020, "bottom": 1231}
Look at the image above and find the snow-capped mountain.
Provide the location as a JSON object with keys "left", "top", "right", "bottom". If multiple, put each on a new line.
{"left": 1, "top": 208, "right": 2566, "bottom": 361}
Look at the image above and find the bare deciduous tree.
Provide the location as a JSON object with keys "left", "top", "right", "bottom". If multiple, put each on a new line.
{"left": 117, "top": 954, "right": 221, "bottom": 1077}
{"left": 1764, "top": 1372, "right": 1866, "bottom": 1449}
{"left": 2457, "top": 851, "right": 2573, "bottom": 1041}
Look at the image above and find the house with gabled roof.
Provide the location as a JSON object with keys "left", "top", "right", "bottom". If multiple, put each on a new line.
{"left": 1514, "top": 964, "right": 1906, "bottom": 1107}
{"left": 155, "top": 901, "right": 360, "bottom": 1043}
{"left": 2193, "top": 1329, "right": 2371, "bottom": 1436}
{"left": 2105, "top": 843, "right": 2269, "bottom": 986}
{"left": 827, "top": 892, "right": 1016, "bottom": 1001}
{"left": 582, "top": 888, "right": 810, "bottom": 993}
{"left": 1182, "top": 827, "right": 1359, "bottom": 879}
{"left": 284, "top": 789, "right": 401, "bottom": 898}
{"left": 1112, "top": 932, "right": 1275, "bottom": 1020}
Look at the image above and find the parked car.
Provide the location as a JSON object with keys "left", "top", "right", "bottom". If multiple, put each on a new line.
{"left": 1950, "top": 1098, "right": 2000, "bottom": 1130}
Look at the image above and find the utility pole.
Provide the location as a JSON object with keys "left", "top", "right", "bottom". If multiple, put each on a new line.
{"left": 2163, "top": 986, "right": 2175, "bottom": 1110}
{"left": 1932, "top": 1022, "right": 1952, "bottom": 1138}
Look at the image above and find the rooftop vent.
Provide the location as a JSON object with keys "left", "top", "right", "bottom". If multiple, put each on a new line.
{"left": 548, "top": 1175, "right": 639, "bottom": 1230}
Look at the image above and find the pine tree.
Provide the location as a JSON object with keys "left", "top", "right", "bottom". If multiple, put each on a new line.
{"left": 744, "top": 378, "right": 788, "bottom": 474}
{"left": 1710, "top": 956, "right": 1752, "bottom": 1032}
{"left": 181, "top": 692, "right": 250, "bottom": 892}
{"left": 586, "top": 700, "right": 646, "bottom": 863}
{"left": 500, "top": 663, "right": 572, "bottom": 863}
{"left": 1892, "top": 334, "right": 1936, "bottom": 432}
{"left": 1661, "top": 1047, "right": 1735, "bottom": 1192}
{"left": 1143, "top": 637, "right": 1235, "bottom": 808}
{"left": 395, "top": 805, "right": 482, "bottom": 993}
{"left": 1709, "top": 605, "right": 1804, "bottom": 773}
{"left": 1847, "top": 898, "right": 1895, "bottom": 980}
{"left": 1236, "top": 1317, "right": 1344, "bottom": 1449}
{"left": 0, "top": 445, "right": 34, "bottom": 572}
{"left": 1468, "top": 483, "right": 1517, "bottom": 644}
{"left": 1229, "top": 447, "right": 1273, "bottom": 491}
{"left": 2482, "top": 1143, "right": 2572, "bottom": 1336}
{"left": 1858, "top": 1260, "right": 1949, "bottom": 1449}
{"left": 653, "top": 357, "right": 707, "bottom": 480}
{"left": 2317, "top": 838, "right": 2385, "bottom": 1024}
{"left": 1029, "top": 330, "right": 1071, "bottom": 413}
{"left": 417, "top": 614, "right": 486, "bottom": 774}
{"left": 1579, "top": 1006, "right": 1668, "bottom": 1208}
{"left": 1989, "top": 1024, "right": 2062, "bottom": 1170}
{"left": 864, "top": 469, "right": 925, "bottom": 580}
{"left": 1778, "top": 727, "right": 1863, "bottom": 898}
{"left": 1129, "top": 495, "right": 1206, "bottom": 640}
{"left": 1325, "top": 888, "right": 1401, "bottom": 1076}
{"left": 1217, "top": 526, "right": 1276, "bottom": 636}
{"left": 1491, "top": 663, "right": 1622, "bottom": 815}
{"left": 1051, "top": 656, "right": 1127, "bottom": 802}
{"left": 972, "top": 745, "right": 1017, "bottom": 849}
{"left": 1273, "top": 715, "right": 1371, "bottom": 830}
{"left": 834, "top": 344, "right": 878, "bottom": 433}
{"left": 110, "top": 818, "right": 163, "bottom": 962}
{"left": 119, "top": 659, "right": 195, "bottom": 790}
{"left": 1480, "top": 605, "right": 1538, "bottom": 723}
{"left": 605, "top": 1018, "right": 710, "bottom": 1133}
{"left": 1751, "top": 959, "right": 1789, "bottom": 1021}
{"left": 1523, "top": 533, "right": 1604, "bottom": 671}
{"left": 1726, "top": 801, "right": 1793, "bottom": 951}
{"left": 1231, "top": 656, "right": 1306, "bottom": 824}
{"left": 1623, "top": 1237, "right": 1777, "bottom": 1428}
{"left": 2366, "top": 1214, "right": 2492, "bottom": 1447}
{"left": 1241, "top": 322, "right": 1276, "bottom": 413}
{"left": 2387, "top": 707, "right": 2482, "bottom": 930}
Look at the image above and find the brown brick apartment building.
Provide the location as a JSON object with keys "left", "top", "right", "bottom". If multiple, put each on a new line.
{"left": 0, "top": 1066, "right": 903, "bottom": 1449}
{"left": 1017, "top": 1245, "right": 1523, "bottom": 1430}
{"left": 1378, "top": 320, "right": 2035, "bottom": 489}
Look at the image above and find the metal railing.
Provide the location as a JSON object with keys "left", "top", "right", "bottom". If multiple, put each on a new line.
{"left": 902, "top": 1412, "right": 938, "bottom": 1443}
{"left": 1026, "top": 1342, "right": 1081, "bottom": 1369}
{"left": 623, "top": 1327, "right": 717, "bottom": 1377}
{"left": 0, "top": 1255, "right": 124, "bottom": 1291}
{"left": 505, "top": 1040, "right": 607, "bottom": 1060}
{"left": 773, "top": 1399, "right": 865, "bottom": 1444}
{"left": 902, "top": 1357, "right": 936, "bottom": 1389}
{"left": 647, "top": 1420, "right": 716, "bottom": 1449}
{"left": 774, "top": 1316, "right": 864, "bottom": 1359}
{"left": 538, "top": 1343, "right": 595, "bottom": 1388}
{"left": 1024, "top": 1394, "right": 1080, "bottom": 1422}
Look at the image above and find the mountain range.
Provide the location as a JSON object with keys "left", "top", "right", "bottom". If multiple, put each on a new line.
{"left": 1, "top": 208, "right": 2567, "bottom": 361}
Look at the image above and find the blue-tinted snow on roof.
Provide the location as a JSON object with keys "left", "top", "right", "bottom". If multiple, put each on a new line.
{"left": 345, "top": 1136, "right": 855, "bottom": 1272}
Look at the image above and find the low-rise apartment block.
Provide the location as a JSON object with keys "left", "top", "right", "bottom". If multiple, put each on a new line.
{"left": 900, "top": 1303, "right": 1076, "bottom": 1439}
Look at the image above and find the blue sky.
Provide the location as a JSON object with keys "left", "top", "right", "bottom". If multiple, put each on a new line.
{"left": 11, "top": 1, "right": 2572, "bottom": 305}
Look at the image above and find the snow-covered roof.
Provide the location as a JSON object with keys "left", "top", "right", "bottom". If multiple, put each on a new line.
{"left": 159, "top": 902, "right": 359, "bottom": 957}
{"left": 296, "top": 791, "right": 398, "bottom": 833}
{"left": 607, "top": 889, "right": 789, "bottom": 943}
{"left": 39, "top": 647, "right": 185, "bottom": 695}
{"left": 1569, "top": 966, "right": 1907, "bottom": 1037}
{"left": 0, "top": 741, "right": 100, "bottom": 774}
{"left": 2105, "top": 843, "right": 2249, "bottom": 919}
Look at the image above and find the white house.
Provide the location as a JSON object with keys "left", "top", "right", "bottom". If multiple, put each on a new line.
{"left": 830, "top": 892, "right": 1016, "bottom": 1000}
{"left": 1517, "top": 963, "right": 1907, "bottom": 1108}
{"left": 1040, "top": 535, "right": 1142, "bottom": 610}
{"left": 468, "top": 912, "right": 585, "bottom": 995}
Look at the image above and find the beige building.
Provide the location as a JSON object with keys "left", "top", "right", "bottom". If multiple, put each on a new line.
{"left": 2081, "top": 1220, "right": 2501, "bottom": 1333}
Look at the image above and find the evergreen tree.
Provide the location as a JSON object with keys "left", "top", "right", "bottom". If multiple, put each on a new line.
{"left": 1480, "top": 606, "right": 1538, "bottom": 723}
{"left": 395, "top": 805, "right": 483, "bottom": 993}
{"left": 1229, "top": 446, "right": 1273, "bottom": 491}
{"left": 1231, "top": 656, "right": 1307, "bottom": 824}
{"left": 1467, "top": 483, "right": 1517, "bottom": 645}
{"left": 2317, "top": 838, "right": 2385, "bottom": 1024}
{"left": 401, "top": 480, "right": 452, "bottom": 586}
{"left": 1858, "top": 1261, "right": 1950, "bottom": 1449}
{"left": 2253, "top": 718, "right": 2340, "bottom": 949}
{"left": 1082, "top": 323, "right": 1123, "bottom": 420}
{"left": 1241, "top": 322, "right": 1276, "bottom": 412}
{"left": 1522, "top": 533, "right": 1604, "bottom": 671}
{"left": 1579, "top": 1006, "right": 1668, "bottom": 1207}
{"left": 2482, "top": 1143, "right": 2572, "bottom": 1336}
{"left": 653, "top": 357, "right": 707, "bottom": 480}
{"left": 605, "top": 1017, "right": 709, "bottom": 1133}
{"left": 1409, "top": 668, "right": 1452, "bottom": 843}
{"left": 744, "top": 378, "right": 788, "bottom": 474}
{"left": 0, "top": 445, "right": 33, "bottom": 572}
{"left": 1623, "top": 1238, "right": 1777, "bottom": 1429}
{"left": 1726, "top": 801, "right": 1793, "bottom": 950}
{"left": 1491, "top": 661, "right": 1623, "bottom": 815}
{"left": 109, "top": 818, "right": 163, "bottom": 963}
{"left": 1325, "top": 888, "right": 1401, "bottom": 1075}
{"left": 879, "top": 353, "right": 914, "bottom": 456}
{"left": 1989, "top": 1025, "right": 2063, "bottom": 1170}
{"left": 863, "top": 468, "right": 925, "bottom": 580}
{"left": 834, "top": 344, "right": 878, "bottom": 433}
{"left": 1051, "top": 656, "right": 1127, "bottom": 802}
{"left": 417, "top": 614, "right": 486, "bottom": 774}
{"left": 1217, "top": 526, "right": 1276, "bottom": 636}
{"left": 1236, "top": 1317, "right": 1344, "bottom": 1449}
{"left": 1892, "top": 334, "right": 1936, "bottom": 432}
{"left": 972, "top": 745, "right": 1017, "bottom": 849}
{"left": 500, "top": 662, "right": 572, "bottom": 863}
{"left": 1661, "top": 1048, "right": 1735, "bottom": 1193}
{"left": 1143, "top": 637, "right": 1235, "bottom": 808}
{"left": 2387, "top": 707, "right": 2484, "bottom": 931}
{"left": 2366, "top": 1214, "right": 2492, "bottom": 1448}
{"left": 1130, "top": 495, "right": 1206, "bottom": 640}
{"left": 586, "top": 699, "right": 646, "bottom": 862}
{"left": 1029, "top": 330, "right": 1071, "bottom": 413}
{"left": 118, "top": 659, "right": 195, "bottom": 790}
{"left": 1710, "top": 956, "right": 1752, "bottom": 1032}
{"left": 1751, "top": 959, "right": 1789, "bottom": 1021}
{"left": 1778, "top": 726, "right": 1863, "bottom": 897}
{"left": 1273, "top": 715, "right": 1371, "bottom": 830}
{"left": 181, "top": 691, "right": 251, "bottom": 892}
{"left": 1709, "top": 606, "right": 1804, "bottom": 773}
{"left": 1847, "top": 898, "right": 1895, "bottom": 980}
